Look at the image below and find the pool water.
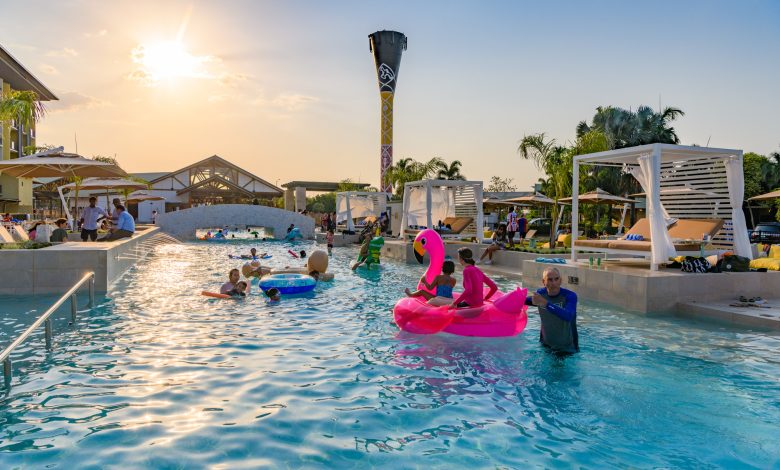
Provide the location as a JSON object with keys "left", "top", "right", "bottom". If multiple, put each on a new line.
{"left": 1, "top": 240, "right": 779, "bottom": 468}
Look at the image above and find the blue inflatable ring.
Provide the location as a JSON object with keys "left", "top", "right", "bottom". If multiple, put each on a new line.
{"left": 257, "top": 273, "right": 316, "bottom": 294}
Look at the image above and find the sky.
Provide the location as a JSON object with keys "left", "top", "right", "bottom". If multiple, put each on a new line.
{"left": 2, "top": 0, "right": 779, "bottom": 190}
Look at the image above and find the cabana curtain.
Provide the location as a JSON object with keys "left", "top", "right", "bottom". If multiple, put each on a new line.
{"left": 723, "top": 156, "right": 752, "bottom": 259}
{"left": 404, "top": 185, "right": 454, "bottom": 227}
{"left": 626, "top": 164, "right": 671, "bottom": 220}
{"left": 637, "top": 155, "right": 677, "bottom": 264}
{"left": 336, "top": 192, "right": 388, "bottom": 232}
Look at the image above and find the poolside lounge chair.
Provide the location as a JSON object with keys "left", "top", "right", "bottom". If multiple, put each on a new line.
{"left": 575, "top": 218, "right": 725, "bottom": 258}
{"left": 0, "top": 225, "right": 15, "bottom": 243}
{"left": 405, "top": 216, "right": 474, "bottom": 239}
{"left": 11, "top": 225, "right": 30, "bottom": 242}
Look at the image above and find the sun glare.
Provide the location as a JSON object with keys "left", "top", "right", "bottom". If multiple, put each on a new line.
{"left": 131, "top": 40, "right": 212, "bottom": 84}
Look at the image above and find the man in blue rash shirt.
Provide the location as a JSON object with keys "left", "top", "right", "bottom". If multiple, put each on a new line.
{"left": 525, "top": 267, "right": 579, "bottom": 354}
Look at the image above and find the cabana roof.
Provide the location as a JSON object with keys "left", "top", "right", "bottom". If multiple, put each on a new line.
{"left": 575, "top": 143, "right": 741, "bottom": 165}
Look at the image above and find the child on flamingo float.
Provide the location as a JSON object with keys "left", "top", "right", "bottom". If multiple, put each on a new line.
{"left": 450, "top": 247, "right": 497, "bottom": 313}
{"left": 405, "top": 260, "right": 457, "bottom": 307}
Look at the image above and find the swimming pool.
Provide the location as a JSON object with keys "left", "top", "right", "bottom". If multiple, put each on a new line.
{"left": 1, "top": 240, "right": 778, "bottom": 468}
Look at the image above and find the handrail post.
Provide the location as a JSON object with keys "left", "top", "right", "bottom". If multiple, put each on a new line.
{"left": 44, "top": 319, "right": 53, "bottom": 349}
{"left": 71, "top": 294, "right": 78, "bottom": 322}
{"left": 3, "top": 358, "right": 11, "bottom": 385}
{"left": 88, "top": 276, "right": 95, "bottom": 308}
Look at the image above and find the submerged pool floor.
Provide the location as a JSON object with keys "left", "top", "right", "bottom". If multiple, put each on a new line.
{"left": 0, "top": 240, "right": 779, "bottom": 468}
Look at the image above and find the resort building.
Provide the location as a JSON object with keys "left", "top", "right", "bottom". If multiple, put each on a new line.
{"left": 130, "top": 155, "right": 282, "bottom": 222}
{"left": 0, "top": 44, "right": 58, "bottom": 213}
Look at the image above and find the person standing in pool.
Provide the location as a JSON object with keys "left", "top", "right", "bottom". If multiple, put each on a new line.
{"left": 526, "top": 267, "right": 579, "bottom": 354}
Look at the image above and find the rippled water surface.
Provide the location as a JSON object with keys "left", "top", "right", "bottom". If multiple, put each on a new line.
{"left": 1, "top": 239, "right": 779, "bottom": 468}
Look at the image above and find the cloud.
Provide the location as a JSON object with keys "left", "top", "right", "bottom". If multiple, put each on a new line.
{"left": 218, "top": 72, "right": 249, "bottom": 88}
{"left": 39, "top": 64, "right": 60, "bottom": 75}
{"left": 46, "top": 47, "right": 78, "bottom": 58}
{"left": 48, "top": 91, "right": 110, "bottom": 113}
{"left": 252, "top": 93, "right": 319, "bottom": 111}
{"left": 83, "top": 29, "right": 108, "bottom": 38}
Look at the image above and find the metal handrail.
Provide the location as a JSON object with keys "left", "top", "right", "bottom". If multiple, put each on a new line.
{"left": 1, "top": 272, "right": 95, "bottom": 386}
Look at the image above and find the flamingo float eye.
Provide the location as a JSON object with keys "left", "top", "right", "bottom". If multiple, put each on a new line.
{"left": 421, "top": 238, "right": 426, "bottom": 246}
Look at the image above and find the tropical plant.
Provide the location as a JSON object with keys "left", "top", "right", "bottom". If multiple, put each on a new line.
{"left": 384, "top": 157, "right": 445, "bottom": 198}
{"left": 487, "top": 176, "right": 516, "bottom": 192}
{"left": 435, "top": 160, "right": 465, "bottom": 180}
{"left": 0, "top": 90, "right": 46, "bottom": 128}
{"left": 518, "top": 133, "right": 572, "bottom": 244}
{"left": 577, "top": 105, "right": 685, "bottom": 149}
{"left": 743, "top": 152, "right": 766, "bottom": 200}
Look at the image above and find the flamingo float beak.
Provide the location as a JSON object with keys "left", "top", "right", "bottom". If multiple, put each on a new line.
{"left": 412, "top": 240, "right": 425, "bottom": 264}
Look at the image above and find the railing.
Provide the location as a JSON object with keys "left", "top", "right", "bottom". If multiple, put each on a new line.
{"left": 0, "top": 272, "right": 96, "bottom": 387}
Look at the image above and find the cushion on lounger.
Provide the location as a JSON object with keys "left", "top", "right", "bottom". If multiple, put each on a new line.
{"left": 624, "top": 218, "right": 652, "bottom": 241}
{"left": 667, "top": 219, "right": 724, "bottom": 240}
{"left": 441, "top": 217, "right": 473, "bottom": 234}
{"left": 769, "top": 245, "right": 780, "bottom": 259}
{"left": 749, "top": 257, "right": 780, "bottom": 271}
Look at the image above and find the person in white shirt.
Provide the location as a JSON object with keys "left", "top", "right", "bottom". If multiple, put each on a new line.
{"left": 80, "top": 197, "right": 108, "bottom": 242}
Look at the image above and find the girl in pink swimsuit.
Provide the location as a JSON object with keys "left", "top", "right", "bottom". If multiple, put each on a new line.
{"left": 450, "top": 247, "right": 497, "bottom": 309}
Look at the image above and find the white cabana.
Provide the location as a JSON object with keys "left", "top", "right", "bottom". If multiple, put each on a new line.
{"left": 572, "top": 144, "right": 751, "bottom": 270}
{"left": 400, "top": 179, "right": 484, "bottom": 242}
{"left": 336, "top": 191, "right": 389, "bottom": 232}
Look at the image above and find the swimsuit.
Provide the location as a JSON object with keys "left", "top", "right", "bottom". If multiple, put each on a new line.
{"left": 435, "top": 283, "right": 453, "bottom": 298}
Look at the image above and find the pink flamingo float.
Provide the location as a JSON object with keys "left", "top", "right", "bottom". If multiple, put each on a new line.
{"left": 393, "top": 229, "right": 528, "bottom": 337}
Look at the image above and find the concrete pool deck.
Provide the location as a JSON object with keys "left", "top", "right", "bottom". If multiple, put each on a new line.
{"left": 0, "top": 226, "right": 163, "bottom": 295}
{"left": 377, "top": 238, "right": 780, "bottom": 329}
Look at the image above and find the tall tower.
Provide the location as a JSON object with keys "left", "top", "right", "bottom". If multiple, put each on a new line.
{"left": 368, "top": 30, "right": 407, "bottom": 194}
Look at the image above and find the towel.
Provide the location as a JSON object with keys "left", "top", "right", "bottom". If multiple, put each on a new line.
{"left": 535, "top": 257, "right": 566, "bottom": 264}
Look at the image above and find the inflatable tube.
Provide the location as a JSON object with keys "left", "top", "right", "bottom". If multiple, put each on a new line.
{"left": 201, "top": 291, "right": 232, "bottom": 299}
{"left": 393, "top": 287, "right": 528, "bottom": 337}
{"left": 288, "top": 249, "right": 299, "bottom": 258}
{"left": 258, "top": 273, "right": 316, "bottom": 294}
{"left": 393, "top": 228, "right": 528, "bottom": 337}
{"left": 270, "top": 267, "right": 334, "bottom": 281}
{"left": 284, "top": 227, "right": 303, "bottom": 241}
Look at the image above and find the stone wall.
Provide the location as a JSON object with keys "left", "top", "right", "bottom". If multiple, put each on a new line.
{"left": 155, "top": 204, "right": 314, "bottom": 241}
{"left": 0, "top": 227, "right": 160, "bottom": 295}
{"left": 521, "top": 260, "right": 780, "bottom": 314}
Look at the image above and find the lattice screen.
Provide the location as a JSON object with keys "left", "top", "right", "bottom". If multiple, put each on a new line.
{"left": 453, "top": 184, "right": 478, "bottom": 238}
{"left": 659, "top": 158, "right": 733, "bottom": 249}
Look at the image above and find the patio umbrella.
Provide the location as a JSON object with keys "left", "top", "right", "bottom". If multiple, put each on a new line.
{"left": 559, "top": 188, "right": 635, "bottom": 234}
{"left": 748, "top": 189, "right": 780, "bottom": 201}
{"left": 0, "top": 147, "right": 126, "bottom": 226}
{"left": 746, "top": 189, "right": 780, "bottom": 227}
{"left": 59, "top": 177, "right": 147, "bottom": 224}
{"left": 559, "top": 188, "right": 634, "bottom": 205}
{"left": 0, "top": 147, "right": 126, "bottom": 179}
{"left": 503, "top": 192, "right": 556, "bottom": 206}
{"left": 126, "top": 191, "right": 165, "bottom": 204}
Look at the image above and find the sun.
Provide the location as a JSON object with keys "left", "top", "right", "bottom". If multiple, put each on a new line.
{"left": 131, "top": 40, "right": 212, "bottom": 84}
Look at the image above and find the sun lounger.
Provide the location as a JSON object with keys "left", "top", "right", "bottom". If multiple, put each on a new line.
{"left": 575, "top": 218, "right": 725, "bottom": 259}
{"left": 0, "top": 225, "right": 15, "bottom": 243}
{"left": 405, "top": 216, "right": 474, "bottom": 239}
{"left": 11, "top": 225, "right": 30, "bottom": 242}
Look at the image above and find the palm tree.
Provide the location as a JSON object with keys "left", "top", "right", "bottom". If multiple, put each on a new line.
{"left": 518, "top": 134, "right": 572, "bottom": 244}
{"left": 435, "top": 160, "right": 466, "bottom": 180}
{"left": 577, "top": 105, "right": 684, "bottom": 149}
{"left": 0, "top": 90, "right": 46, "bottom": 156}
{"left": 385, "top": 157, "right": 444, "bottom": 198}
